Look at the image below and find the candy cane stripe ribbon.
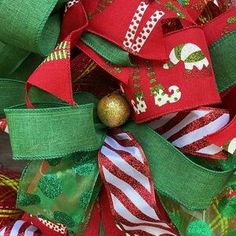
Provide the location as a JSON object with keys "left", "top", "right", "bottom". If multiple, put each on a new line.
{"left": 208, "top": 116, "right": 236, "bottom": 157}
{"left": 0, "top": 119, "right": 8, "bottom": 134}
{"left": 148, "top": 108, "right": 230, "bottom": 159}
{"left": 98, "top": 131, "right": 177, "bottom": 236}
{"left": 0, "top": 220, "right": 41, "bottom": 236}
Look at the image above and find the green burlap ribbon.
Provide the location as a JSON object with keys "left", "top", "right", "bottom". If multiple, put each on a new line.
{"left": 210, "top": 29, "right": 236, "bottom": 92}
{"left": 5, "top": 92, "right": 107, "bottom": 159}
{"left": 0, "top": 0, "right": 61, "bottom": 55}
{"left": 81, "top": 32, "right": 134, "bottom": 66}
{"left": 0, "top": 0, "right": 67, "bottom": 78}
{"left": 123, "top": 122, "right": 234, "bottom": 210}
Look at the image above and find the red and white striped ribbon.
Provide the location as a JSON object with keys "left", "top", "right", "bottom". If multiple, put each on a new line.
{"left": 98, "top": 131, "right": 178, "bottom": 236}
{"left": 0, "top": 220, "right": 41, "bottom": 236}
{"left": 148, "top": 107, "right": 230, "bottom": 159}
{"left": 208, "top": 116, "right": 236, "bottom": 157}
{"left": 0, "top": 119, "right": 8, "bottom": 134}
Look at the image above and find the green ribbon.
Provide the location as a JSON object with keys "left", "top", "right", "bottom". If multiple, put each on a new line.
{"left": 0, "top": 79, "right": 61, "bottom": 116}
{"left": 210, "top": 29, "right": 236, "bottom": 92}
{"left": 0, "top": 42, "right": 30, "bottom": 77}
{"left": 0, "top": 0, "right": 61, "bottom": 55}
{"left": 123, "top": 122, "right": 235, "bottom": 210}
{"left": 5, "top": 92, "right": 107, "bottom": 160}
{"left": 81, "top": 32, "right": 133, "bottom": 66}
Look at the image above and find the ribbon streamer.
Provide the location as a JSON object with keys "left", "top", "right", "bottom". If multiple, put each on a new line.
{"left": 0, "top": 220, "right": 41, "bottom": 236}
{"left": 149, "top": 107, "right": 230, "bottom": 159}
{"left": 98, "top": 130, "right": 177, "bottom": 236}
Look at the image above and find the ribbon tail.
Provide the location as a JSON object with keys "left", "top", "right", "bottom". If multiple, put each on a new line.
{"left": 26, "top": 2, "right": 88, "bottom": 106}
{"left": 98, "top": 130, "right": 178, "bottom": 236}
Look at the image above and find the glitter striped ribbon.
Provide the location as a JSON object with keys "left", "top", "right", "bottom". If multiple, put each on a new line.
{"left": 148, "top": 107, "right": 230, "bottom": 159}
{"left": 0, "top": 220, "right": 41, "bottom": 236}
{"left": 98, "top": 130, "right": 177, "bottom": 236}
{"left": 0, "top": 119, "right": 8, "bottom": 134}
{"left": 208, "top": 116, "right": 236, "bottom": 156}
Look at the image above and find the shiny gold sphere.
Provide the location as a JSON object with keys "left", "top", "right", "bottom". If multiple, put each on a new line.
{"left": 97, "top": 92, "right": 130, "bottom": 128}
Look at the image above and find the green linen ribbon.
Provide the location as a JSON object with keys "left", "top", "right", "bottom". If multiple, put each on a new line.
{"left": 80, "top": 32, "right": 134, "bottom": 66}
{"left": 5, "top": 92, "right": 107, "bottom": 159}
{"left": 0, "top": 42, "right": 30, "bottom": 77}
{"left": 123, "top": 122, "right": 235, "bottom": 210}
{"left": 210, "top": 29, "right": 236, "bottom": 92}
{"left": 0, "top": 0, "right": 61, "bottom": 55}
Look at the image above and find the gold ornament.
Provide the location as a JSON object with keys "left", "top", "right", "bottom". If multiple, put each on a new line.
{"left": 97, "top": 92, "right": 130, "bottom": 128}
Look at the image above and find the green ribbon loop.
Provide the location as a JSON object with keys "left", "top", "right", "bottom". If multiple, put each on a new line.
{"left": 81, "top": 32, "right": 134, "bottom": 66}
{"left": 0, "top": 42, "right": 30, "bottom": 76}
{"left": 0, "top": 79, "right": 61, "bottom": 116}
{"left": 0, "top": 0, "right": 61, "bottom": 55}
{"left": 5, "top": 92, "right": 107, "bottom": 160}
{"left": 123, "top": 122, "right": 234, "bottom": 210}
{"left": 210, "top": 29, "right": 236, "bottom": 92}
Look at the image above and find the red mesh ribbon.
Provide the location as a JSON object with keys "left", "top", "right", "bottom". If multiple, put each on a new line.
{"left": 98, "top": 130, "right": 178, "bottom": 236}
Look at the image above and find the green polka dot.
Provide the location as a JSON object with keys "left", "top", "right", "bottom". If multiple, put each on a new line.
{"left": 47, "top": 158, "right": 61, "bottom": 166}
{"left": 38, "top": 174, "right": 62, "bottom": 199}
{"left": 187, "top": 220, "right": 211, "bottom": 236}
{"left": 79, "top": 191, "right": 93, "bottom": 208}
{"left": 17, "top": 192, "right": 40, "bottom": 206}
{"left": 73, "top": 162, "right": 96, "bottom": 176}
{"left": 53, "top": 211, "right": 75, "bottom": 228}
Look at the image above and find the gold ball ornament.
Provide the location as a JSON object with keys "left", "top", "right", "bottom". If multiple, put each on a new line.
{"left": 97, "top": 92, "right": 131, "bottom": 128}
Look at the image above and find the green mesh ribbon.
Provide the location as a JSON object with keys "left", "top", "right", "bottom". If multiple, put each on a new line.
{"left": 0, "top": 0, "right": 61, "bottom": 55}
{"left": 5, "top": 92, "right": 106, "bottom": 159}
{"left": 81, "top": 32, "right": 134, "bottom": 66}
{"left": 210, "top": 29, "right": 236, "bottom": 92}
{"left": 161, "top": 193, "right": 232, "bottom": 236}
{"left": 123, "top": 122, "right": 234, "bottom": 210}
{"left": 17, "top": 151, "right": 101, "bottom": 234}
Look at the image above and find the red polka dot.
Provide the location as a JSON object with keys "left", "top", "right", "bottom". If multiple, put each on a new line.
{"left": 153, "top": 18, "right": 158, "bottom": 22}
{"left": 146, "top": 29, "right": 150, "bottom": 33}
{"left": 142, "top": 36, "right": 146, "bottom": 39}
{"left": 137, "top": 44, "right": 141, "bottom": 48}
{"left": 138, "top": 39, "right": 142, "bottom": 43}
{"left": 136, "top": 20, "right": 140, "bottom": 24}
{"left": 149, "top": 24, "right": 153, "bottom": 28}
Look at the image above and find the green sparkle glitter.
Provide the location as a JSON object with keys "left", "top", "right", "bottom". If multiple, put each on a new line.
{"left": 227, "top": 17, "right": 236, "bottom": 24}
{"left": 38, "top": 174, "right": 62, "bottom": 199}
{"left": 17, "top": 192, "right": 41, "bottom": 206}
{"left": 47, "top": 158, "right": 61, "bottom": 166}
{"left": 79, "top": 191, "right": 93, "bottom": 208}
{"left": 187, "top": 220, "right": 211, "bottom": 236}
{"left": 185, "top": 51, "right": 205, "bottom": 63}
{"left": 219, "top": 196, "right": 236, "bottom": 218}
{"left": 73, "top": 163, "right": 96, "bottom": 176}
{"left": 54, "top": 211, "right": 75, "bottom": 228}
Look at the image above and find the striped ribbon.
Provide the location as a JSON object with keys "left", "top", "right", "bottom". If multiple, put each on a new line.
{"left": 208, "top": 117, "right": 236, "bottom": 157}
{"left": 0, "top": 220, "right": 41, "bottom": 236}
{"left": 98, "top": 130, "right": 178, "bottom": 236}
{"left": 148, "top": 107, "right": 230, "bottom": 159}
{"left": 0, "top": 119, "right": 8, "bottom": 134}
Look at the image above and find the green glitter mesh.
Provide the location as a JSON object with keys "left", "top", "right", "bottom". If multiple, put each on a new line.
{"left": 54, "top": 211, "right": 75, "bottom": 228}
{"left": 72, "top": 163, "right": 96, "bottom": 176}
{"left": 219, "top": 197, "right": 236, "bottom": 218}
{"left": 79, "top": 191, "right": 93, "bottom": 209}
{"left": 187, "top": 220, "right": 212, "bottom": 236}
{"left": 17, "top": 192, "right": 41, "bottom": 206}
{"left": 38, "top": 174, "right": 62, "bottom": 199}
